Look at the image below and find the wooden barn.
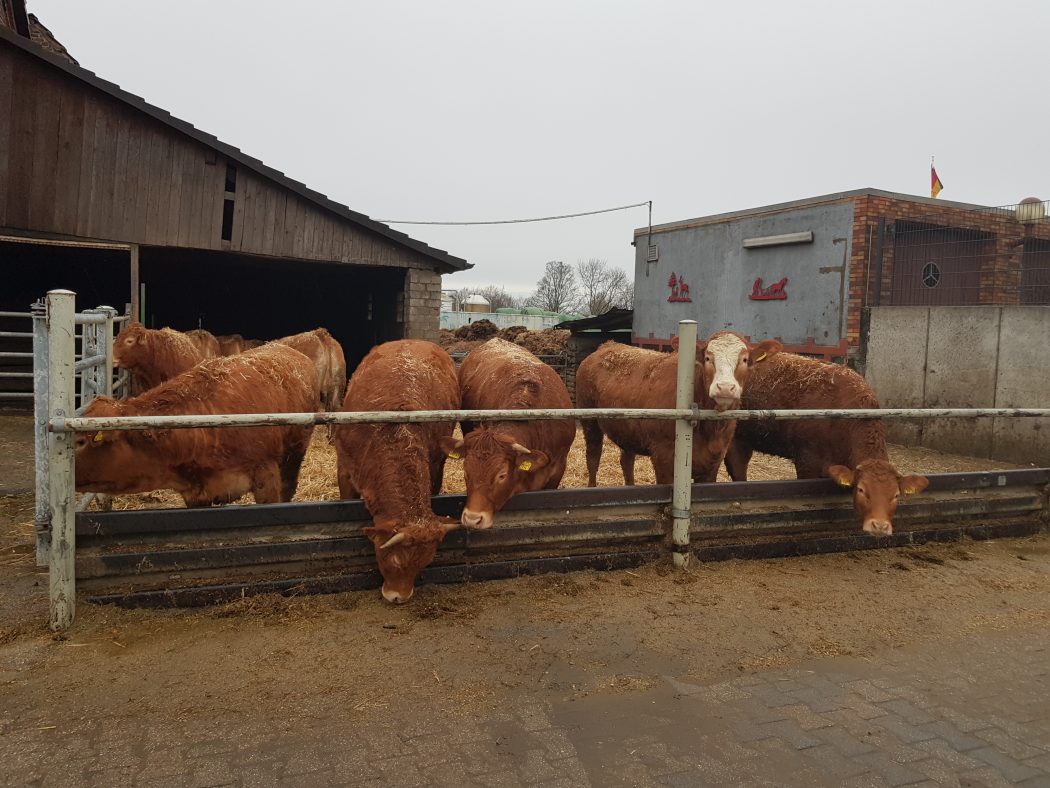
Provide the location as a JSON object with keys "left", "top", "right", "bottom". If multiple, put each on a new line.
{"left": 0, "top": 7, "right": 469, "bottom": 395}
{"left": 631, "top": 189, "right": 1050, "bottom": 362}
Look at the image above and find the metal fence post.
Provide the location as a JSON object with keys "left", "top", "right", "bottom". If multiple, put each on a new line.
{"left": 100, "top": 306, "right": 116, "bottom": 397}
{"left": 47, "top": 289, "right": 77, "bottom": 631}
{"left": 80, "top": 310, "right": 99, "bottom": 408}
{"left": 32, "top": 300, "right": 50, "bottom": 567}
{"left": 671, "top": 319, "right": 697, "bottom": 569}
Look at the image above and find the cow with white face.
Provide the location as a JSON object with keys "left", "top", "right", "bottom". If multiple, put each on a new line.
{"left": 577, "top": 331, "right": 781, "bottom": 485}
{"left": 723, "top": 351, "right": 929, "bottom": 536}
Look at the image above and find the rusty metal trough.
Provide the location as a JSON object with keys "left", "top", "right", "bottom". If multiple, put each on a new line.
{"left": 76, "top": 468, "right": 1049, "bottom": 609}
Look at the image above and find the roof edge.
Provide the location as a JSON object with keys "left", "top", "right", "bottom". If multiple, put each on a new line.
{"left": 634, "top": 188, "right": 1006, "bottom": 237}
{"left": 0, "top": 26, "right": 471, "bottom": 272}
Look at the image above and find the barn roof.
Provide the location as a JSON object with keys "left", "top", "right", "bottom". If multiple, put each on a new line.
{"left": 0, "top": 24, "right": 471, "bottom": 272}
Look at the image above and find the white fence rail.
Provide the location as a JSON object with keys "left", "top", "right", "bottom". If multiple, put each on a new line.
{"left": 35, "top": 290, "right": 1050, "bottom": 631}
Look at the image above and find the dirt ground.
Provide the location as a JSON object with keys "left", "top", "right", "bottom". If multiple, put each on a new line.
{"left": 1, "top": 534, "right": 1049, "bottom": 749}
{"left": 1, "top": 409, "right": 1048, "bottom": 765}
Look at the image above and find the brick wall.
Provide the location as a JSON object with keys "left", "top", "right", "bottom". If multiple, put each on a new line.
{"left": 846, "top": 195, "right": 1049, "bottom": 352}
{"left": 403, "top": 268, "right": 442, "bottom": 341}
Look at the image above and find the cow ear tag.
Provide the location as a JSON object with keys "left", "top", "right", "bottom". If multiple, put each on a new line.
{"left": 448, "top": 451, "right": 461, "bottom": 459}
{"left": 754, "top": 352, "right": 767, "bottom": 363}
{"left": 518, "top": 459, "right": 533, "bottom": 471}
{"left": 836, "top": 478, "right": 851, "bottom": 488}
{"left": 902, "top": 483, "right": 918, "bottom": 495}
{"left": 93, "top": 431, "right": 104, "bottom": 443}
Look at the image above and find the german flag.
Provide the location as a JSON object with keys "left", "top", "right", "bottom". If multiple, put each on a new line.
{"left": 931, "top": 165, "right": 944, "bottom": 199}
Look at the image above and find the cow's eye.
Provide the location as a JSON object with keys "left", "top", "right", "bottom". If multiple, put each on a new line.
{"left": 857, "top": 487, "right": 867, "bottom": 496}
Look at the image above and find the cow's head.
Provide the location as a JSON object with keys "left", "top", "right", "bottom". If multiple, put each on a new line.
{"left": 440, "top": 430, "right": 549, "bottom": 529}
{"left": 363, "top": 518, "right": 458, "bottom": 604}
{"left": 73, "top": 397, "right": 137, "bottom": 492}
{"left": 675, "top": 331, "right": 782, "bottom": 411}
{"left": 828, "top": 460, "right": 929, "bottom": 536}
{"left": 112, "top": 323, "right": 147, "bottom": 369}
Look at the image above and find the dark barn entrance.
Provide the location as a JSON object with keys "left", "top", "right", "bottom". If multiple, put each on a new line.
{"left": 140, "top": 248, "right": 406, "bottom": 371}
{"left": 0, "top": 239, "right": 132, "bottom": 313}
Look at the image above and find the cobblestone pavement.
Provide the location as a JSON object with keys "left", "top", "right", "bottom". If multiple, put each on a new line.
{"left": 3, "top": 627, "right": 1049, "bottom": 786}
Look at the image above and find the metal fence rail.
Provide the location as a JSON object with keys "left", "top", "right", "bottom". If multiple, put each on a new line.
{"left": 51, "top": 406, "right": 1050, "bottom": 433}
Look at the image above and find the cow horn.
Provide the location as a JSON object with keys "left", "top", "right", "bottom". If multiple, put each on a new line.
{"left": 510, "top": 443, "right": 531, "bottom": 454}
{"left": 379, "top": 532, "right": 407, "bottom": 549}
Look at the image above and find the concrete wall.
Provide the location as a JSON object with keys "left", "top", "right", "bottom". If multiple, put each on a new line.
{"left": 633, "top": 200, "right": 854, "bottom": 349}
{"left": 865, "top": 306, "right": 1050, "bottom": 465}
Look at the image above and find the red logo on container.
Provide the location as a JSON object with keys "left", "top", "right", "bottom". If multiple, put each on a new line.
{"left": 667, "top": 272, "right": 693, "bottom": 303}
{"left": 749, "top": 277, "right": 788, "bottom": 300}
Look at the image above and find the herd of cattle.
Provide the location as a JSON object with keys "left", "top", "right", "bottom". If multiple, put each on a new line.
{"left": 73, "top": 324, "right": 929, "bottom": 603}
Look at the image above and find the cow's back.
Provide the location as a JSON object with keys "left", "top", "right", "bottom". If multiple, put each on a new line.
{"left": 336, "top": 340, "right": 458, "bottom": 510}
{"left": 734, "top": 353, "right": 886, "bottom": 467}
{"left": 460, "top": 338, "right": 574, "bottom": 448}
{"left": 576, "top": 342, "right": 678, "bottom": 409}
{"left": 460, "top": 339, "right": 572, "bottom": 410}
{"left": 185, "top": 329, "right": 221, "bottom": 359}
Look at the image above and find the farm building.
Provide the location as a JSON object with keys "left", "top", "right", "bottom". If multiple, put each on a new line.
{"left": 0, "top": 9, "right": 469, "bottom": 400}
{"left": 631, "top": 189, "right": 1050, "bottom": 361}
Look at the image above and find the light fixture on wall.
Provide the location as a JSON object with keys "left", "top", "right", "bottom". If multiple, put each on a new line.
{"left": 742, "top": 231, "right": 815, "bottom": 249}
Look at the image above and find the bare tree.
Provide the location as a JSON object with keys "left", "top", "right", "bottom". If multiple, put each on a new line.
{"left": 575, "top": 259, "right": 632, "bottom": 315}
{"left": 616, "top": 279, "right": 635, "bottom": 310}
{"left": 525, "top": 261, "right": 578, "bottom": 313}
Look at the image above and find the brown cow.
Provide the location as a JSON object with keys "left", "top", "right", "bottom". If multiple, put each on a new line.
{"left": 112, "top": 322, "right": 207, "bottom": 392}
{"left": 216, "top": 333, "right": 247, "bottom": 355}
{"left": 440, "top": 338, "right": 575, "bottom": 529}
{"left": 275, "top": 329, "right": 347, "bottom": 411}
{"left": 75, "top": 344, "right": 317, "bottom": 507}
{"left": 577, "top": 332, "right": 781, "bottom": 485}
{"left": 334, "top": 340, "right": 460, "bottom": 604}
{"left": 185, "top": 329, "right": 222, "bottom": 358}
{"left": 723, "top": 352, "right": 928, "bottom": 535}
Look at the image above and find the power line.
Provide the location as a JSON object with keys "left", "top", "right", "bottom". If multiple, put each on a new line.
{"left": 380, "top": 201, "right": 651, "bottom": 226}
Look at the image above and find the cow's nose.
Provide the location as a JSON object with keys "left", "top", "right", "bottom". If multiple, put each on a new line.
{"left": 381, "top": 585, "right": 413, "bottom": 604}
{"left": 713, "top": 381, "right": 739, "bottom": 398}
{"left": 461, "top": 509, "right": 492, "bottom": 529}
{"left": 863, "top": 519, "right": 893, "bottom": 536}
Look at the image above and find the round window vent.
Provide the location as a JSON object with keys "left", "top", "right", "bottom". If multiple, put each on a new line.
{"left": 921, "top": 262, "right": 941, "bottom": 289}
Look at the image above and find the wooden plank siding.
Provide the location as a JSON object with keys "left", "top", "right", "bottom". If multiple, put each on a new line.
{"left": 0, "top": 44, "right": 12, "bottom": 221}
{"left": 0, "top": 41, "right": 445, "bottom": 273}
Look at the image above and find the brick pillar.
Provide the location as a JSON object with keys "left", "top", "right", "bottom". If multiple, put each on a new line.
{"left": 992, "top": 222, "right": 1025, "bottom": 305}
{"left": 403, "top": 268, "right": 442, "bottom": 341}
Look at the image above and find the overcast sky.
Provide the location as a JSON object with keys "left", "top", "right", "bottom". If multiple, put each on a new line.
{"left": 32, "top": 0, "right": 1050, "bottom": 294}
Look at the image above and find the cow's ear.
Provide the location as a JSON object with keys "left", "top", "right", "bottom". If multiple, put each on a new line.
{"left": 518, "top": 450, "right": 550, "bottom": 472}
{"left": 750, "top": 339, "right": 782, "bottom": 364}
{"left": 440, "top": 436, "right": 465, "bottom": 459}
{"left": 827, "top": 465, "right": 854, "bottom": 488}
{"left": 899, "top": 475, "right": 929, "bottom": 496}
{"left": 670, "top": 336, "right": 680, "bottom": 351}
{"left": 696, "top": 339, "right": 709, "bottom": 357}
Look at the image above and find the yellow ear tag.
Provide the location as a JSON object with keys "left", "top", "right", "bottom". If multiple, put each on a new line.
{"left": 836, "top": 478, "right": 852, "bottom": 488}
{"left": 902, "top": 485, "right": 917, "bottom": 495}
{"left": 448, "top": 451, "right": 461, "bottom": 459}
{"left": 754, "top": 352, "right": 767, "bottom": 362}
{"left": 93, "top": 431, "right": 104, "bottom": 443}
{"left": 518, "top": 460, "right": 533, "bottom": 471}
